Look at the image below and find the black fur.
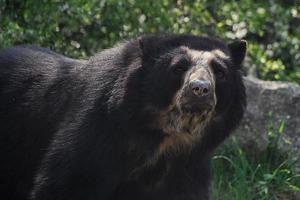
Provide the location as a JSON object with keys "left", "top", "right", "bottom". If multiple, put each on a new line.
{"left": 0, "top": 35, "right": 246, "bottom": 200}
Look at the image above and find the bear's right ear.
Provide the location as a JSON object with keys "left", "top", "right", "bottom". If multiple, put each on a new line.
{"left": 228, "top": 40, "right": 247, "bottom": 68}
{"left": 138, "top": 36, "right": 150, "bottom": 55}
{"left": 138, "top": 35, "right": 159, "bottom": 63}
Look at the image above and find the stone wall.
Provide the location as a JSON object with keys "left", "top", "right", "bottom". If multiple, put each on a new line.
{"left": 234, "top": 77, "right": 300, "bottom": 152}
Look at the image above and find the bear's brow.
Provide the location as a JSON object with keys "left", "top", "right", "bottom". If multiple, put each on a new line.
{"left": 180, "top": 46, "right": 229, "bottom": 67}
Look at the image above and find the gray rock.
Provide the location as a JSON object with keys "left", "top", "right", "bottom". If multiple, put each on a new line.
{"left": 234, "top": 77, "right": 300, "bottom": 152}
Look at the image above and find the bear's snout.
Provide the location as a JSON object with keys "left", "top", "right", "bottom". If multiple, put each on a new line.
{"left": 175, "top": 66, "right": 216, "bottom": 115}
{"left": 179, "top": 83, "right": 215, "bottom": 115}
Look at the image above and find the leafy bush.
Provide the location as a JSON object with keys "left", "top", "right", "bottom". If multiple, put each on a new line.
{"left": 0, "top": 0, "right": 299, "bottom": 84}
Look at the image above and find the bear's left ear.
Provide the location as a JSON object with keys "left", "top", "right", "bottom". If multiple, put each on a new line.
{"left": 228, "top": 40, "right": 247, "bottom": 67}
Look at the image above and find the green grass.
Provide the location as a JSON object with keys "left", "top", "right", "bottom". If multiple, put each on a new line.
{"left": 211, "top": 120, "right": 300, "bottom": 200}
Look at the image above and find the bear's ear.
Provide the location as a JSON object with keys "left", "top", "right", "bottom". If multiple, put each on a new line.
{"left": 138, "top": 35, "right": 162, "bottom": 66}
{"left": 228, "top": 40, "right": 247, "bottom": 67}
{"left": 138, "top": 35, "right": 157, "bottom": 57}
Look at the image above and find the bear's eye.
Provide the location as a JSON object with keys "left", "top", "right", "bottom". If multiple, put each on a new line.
{"left": 173, "top": 65, "right": 188, "bottom": 74}
{"left": 211, "top": 60, "right": 226, "bottom": 80}
{"left": 215, "top": 69, "right": 225, "bottom": 79}
{"left": 171, "top": 56, "right": 190, "bottom": 74}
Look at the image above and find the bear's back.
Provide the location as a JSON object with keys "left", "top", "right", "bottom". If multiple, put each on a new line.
{"left": 0, "top": 46, "right": 87, "bottom": 199}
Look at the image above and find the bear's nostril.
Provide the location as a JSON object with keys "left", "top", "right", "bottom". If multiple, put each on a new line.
{"left": 203, "top": 88, "right": 209, "bottom": 94}
{"left": 193, "top": 87, "right": 200, "bottom": 92}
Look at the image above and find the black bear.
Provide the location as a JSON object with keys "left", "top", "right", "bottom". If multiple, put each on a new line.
{"left": 0, "top": 34, "right": 246, "bottom": 200}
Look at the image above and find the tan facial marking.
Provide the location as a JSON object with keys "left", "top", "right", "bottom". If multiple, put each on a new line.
{"left": 182, "top": 46, "right": 229, "bottom": 64}
{"left": 211, "top": 49, "right": 229, "bottom": 60}
{"left": 181, "top": 47, "right": 215, "bottom": 66}
{"left": 158, "top": 133, "right": 196, "bottom": 155}
{"left": 182, "top": 47, "right": 222, "bottom": 105}
{"left": 155, "top": 104, "right": 214, "bottom": 156}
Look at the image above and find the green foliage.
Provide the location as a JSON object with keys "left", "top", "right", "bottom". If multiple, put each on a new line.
{"left": 0, "top": 0, "right": 299, "bottom": 84}
{"left": 211, "top": 118, "right": 300, "bottom": 200}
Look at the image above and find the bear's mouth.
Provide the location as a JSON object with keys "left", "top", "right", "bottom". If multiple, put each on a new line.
{"left": 179, "top": 102, "right": 213, "bottom": 115}
{"left": 158, "top": 103, "right": 215, "bottom": 136}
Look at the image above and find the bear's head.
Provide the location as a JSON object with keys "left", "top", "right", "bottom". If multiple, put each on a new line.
{"left": 121, "top": 35, "right": 246, "bottom": 154}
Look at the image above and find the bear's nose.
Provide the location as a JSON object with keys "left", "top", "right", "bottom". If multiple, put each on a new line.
{"left": 189, "top": 80, "right": 211, "bottom": 97}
